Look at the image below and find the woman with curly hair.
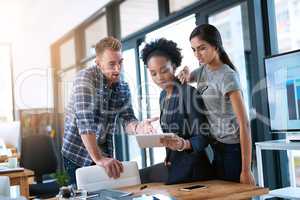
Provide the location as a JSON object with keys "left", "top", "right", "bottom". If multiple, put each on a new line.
{"left": 139, "top": 38, "right": 213, "bottom": 184}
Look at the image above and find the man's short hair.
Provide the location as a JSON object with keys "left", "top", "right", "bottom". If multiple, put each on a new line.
{"left": 95, "top": 36, "right": 122, "bottom": 55}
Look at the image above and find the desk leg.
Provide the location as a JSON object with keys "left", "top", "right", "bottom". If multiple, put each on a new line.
{"left": 19, "top": 176, "right": 29, "bottom": 199}
{"left": 256, "top": 146, "right": 264, "bottom": 187}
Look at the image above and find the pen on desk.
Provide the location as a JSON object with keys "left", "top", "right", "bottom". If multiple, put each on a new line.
{"left": 119, "top": 192, "right": 133, "bottom": 197}
{"left": 86, "top": 193, "right": 99, "bottom": 199}
{"left": 140, "top": 185, "right": 148, "bottom": 190}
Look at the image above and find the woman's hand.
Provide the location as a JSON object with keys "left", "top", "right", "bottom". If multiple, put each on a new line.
{"left": 240, "top": 170, "right": 256, "bottom": 185}
{"left": 177, "top": 66, "right": 190, "bottom": 84}
{"left": 160, "top": 135, "right": 185, "bottom": 151}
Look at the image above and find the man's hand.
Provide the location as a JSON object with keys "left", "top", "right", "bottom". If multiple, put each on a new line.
{"left": 96, "top": 157, "right": 123, "bottom": 179}
{"left": 160, "top": 135, "right": 185, "bottom": 151}
{"left": 135, "top": 117, "right": 159, "bottom": 134}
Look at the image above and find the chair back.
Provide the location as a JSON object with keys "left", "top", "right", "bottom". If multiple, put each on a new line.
{"left": 20, "top": 135, "right": 57, "bottom": 181}
{"left": 0, "top": 176, "right": 10, "bottom": 197}
{"left": 76, "top": 161, "right": 140, "bottom": 192}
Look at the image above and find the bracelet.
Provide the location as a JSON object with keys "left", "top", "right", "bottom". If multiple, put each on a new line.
{"left": 177, "top": 139, "right": 186, "bottom": 152}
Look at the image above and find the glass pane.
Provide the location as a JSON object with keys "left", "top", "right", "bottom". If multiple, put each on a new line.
{"left": 81, "top": 58, "right": 96, "bottom": 69}
{"left": 85, "top": 15, "right": 107, "bottom": 57}
{"left": 138, "top": 43, "right": 149, "bottom": 121}
{"left": 140, "top": 14, "right": 197, "bottom": 164}
{"left": 60, "top": 38, "right": 76, "bottom": 69}
{"left": 0, "top": 44, "right": 13, "bottom": 122}
{"left": 169, "top": 0, "right": 198, "bottom": 13}
{"left": 274, "top": 0, "right": 300, "bottom": 53}
{"left": 209, "top": 3, "right": 251, "bottom": 115}
{"left": 120, "top": 0, "right": 159, "bottom": 38}
{"left": 294, "top": 151, "right": 300, "bottom": 186}
{"left": 122, "top": 48, "right": 142, "bottom": 168}
{"left": 58, "top": 68, "right": 77, "bottom": 114}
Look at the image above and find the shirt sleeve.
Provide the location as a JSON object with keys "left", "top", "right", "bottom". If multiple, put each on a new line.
{"left": 73, "top": 74, "right": 97, "bottom": 135}
{"left": 221, "top": 72, "right": 241, "bottom": 96}
{"left": 119, "top": 83, "right": 138, "bottom": 128}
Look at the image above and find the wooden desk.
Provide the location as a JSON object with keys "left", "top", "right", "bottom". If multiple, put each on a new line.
{"left": 0, "top": 169, "right": 34, "bottom": 199}
{"left": 47, "top": 180, "right": 268, "bottom": 200}
{"left": 120, "top": 180, "right": 269, "bottom": 200}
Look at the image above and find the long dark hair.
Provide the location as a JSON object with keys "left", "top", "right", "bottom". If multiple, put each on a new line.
{"left": 189, "top": 24, "right": 236, "bottom": 71}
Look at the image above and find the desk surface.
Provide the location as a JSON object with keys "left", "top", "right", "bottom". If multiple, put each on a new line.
{"left": 0, "top": 168, "right": 34, "bottom": 199}
{"left": 0, "top": 168, "right": 34, "bottom": 178}
{"left": 120, "top": 180, "right": 268, "bottom": 200}
{"left": 47, "top": 180, "right": 268, "bottom": 200}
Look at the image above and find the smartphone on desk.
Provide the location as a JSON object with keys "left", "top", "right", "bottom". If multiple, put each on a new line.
{"left": 179, "top": 184, "right": 207, "bottom": 192}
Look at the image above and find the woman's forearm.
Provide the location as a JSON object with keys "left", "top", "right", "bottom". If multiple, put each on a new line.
{"left": 239, "top": 123, "right": 252, "bottom": 172}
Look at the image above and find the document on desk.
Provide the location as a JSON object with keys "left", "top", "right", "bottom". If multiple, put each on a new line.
{"left": 87, "top": 189, "right": 132, "bottom": 199}
{"left": 135, "top": 133, "right": 175, "bottom": 148}
{"left": 0, "top": 166, "right": 24, "bottom": 173}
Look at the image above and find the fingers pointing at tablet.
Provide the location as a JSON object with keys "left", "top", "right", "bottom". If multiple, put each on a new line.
{"left": 134, "top": 117, "right": 159, "bottom": 134}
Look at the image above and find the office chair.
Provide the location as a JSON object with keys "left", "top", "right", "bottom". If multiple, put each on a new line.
{"left": 76, "top": 161, "right": 141, "bottom": 192}
{"left": 20, "top": 134, "right": 59, "bottom": 198}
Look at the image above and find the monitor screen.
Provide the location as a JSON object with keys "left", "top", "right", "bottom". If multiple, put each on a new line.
{"left": 265, "top": 49, "right": 300, "bottom": 132}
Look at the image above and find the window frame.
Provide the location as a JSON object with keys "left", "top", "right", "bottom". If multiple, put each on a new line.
{"left": 0, "top": 43, "right": 15, "bottom": 122}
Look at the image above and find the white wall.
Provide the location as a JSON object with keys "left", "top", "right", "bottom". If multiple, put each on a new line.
{"left": 0, "top": 0, "right": 110, "bottom": 110}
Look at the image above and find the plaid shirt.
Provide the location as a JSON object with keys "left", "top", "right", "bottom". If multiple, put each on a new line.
{"left": 62, "top": 65, "right": 137, "bottom": 167}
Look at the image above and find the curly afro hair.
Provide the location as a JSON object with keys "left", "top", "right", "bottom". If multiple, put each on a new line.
{"left": 141, "top": 38, "right": 182, "bottom": 68}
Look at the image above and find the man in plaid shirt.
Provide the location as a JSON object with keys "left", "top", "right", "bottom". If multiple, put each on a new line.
{"left": 62, "top": 37, "right": 157, "bottom": 184}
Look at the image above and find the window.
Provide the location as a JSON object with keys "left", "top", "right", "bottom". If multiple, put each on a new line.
{"left": 122, "top": 48, "right": 143, "bottom": 168}
{"left": 120, "top": 0, "right": 159, "bottom": 38}
{"left": 60, "top": 38, "right": 76, "bottom": 69}
{"left": 84, "top": 14, "right": 107, "bottom": 58}
{"left": 274, "top": 0, "right": 300, "bottom": 53}
{"left": 57, "top": 68, "right": 77, "bottom": 114}
{"left": 209, "top": 3, "right": 251, "bottom": 115}
{"left": 169, "top": 0, "right": 199, "bottom": 13}
{"left": 0, "top": 44, "right": 14, "bottom": 122}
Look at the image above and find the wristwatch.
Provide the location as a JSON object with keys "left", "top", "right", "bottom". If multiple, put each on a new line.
{"left": 177, "top": 139, "right": 186, "bottom": 152}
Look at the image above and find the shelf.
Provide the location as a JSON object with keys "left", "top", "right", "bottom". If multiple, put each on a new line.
{"left": 268, "top": 187, "right": 300, "bottom": 199}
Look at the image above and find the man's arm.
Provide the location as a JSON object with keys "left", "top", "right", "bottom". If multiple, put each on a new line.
{"left": 119, "top": 83, "right": 158, "bottom": 134}
{"left": 81, "top": 134, "right": 123, "bottom": 178}
{"left": 125, "top": 117, "right": 159, "bottom": 134}
{"left": 80, "top": 134, "right": 103, "bottom": 163}
{"left": 73, "top": 74, "right": 122, "bottom": 178}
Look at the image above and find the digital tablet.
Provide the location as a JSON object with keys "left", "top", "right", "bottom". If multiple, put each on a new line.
{"left": 135, "top": 133, "right": 175, "bottom": 148}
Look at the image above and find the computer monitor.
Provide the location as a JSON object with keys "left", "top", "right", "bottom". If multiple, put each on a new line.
{"left": 0, "top": 121, "right": 21, "bottom": 150}
{"left": 264, "top": 49, "right": 300, "bottom": 133}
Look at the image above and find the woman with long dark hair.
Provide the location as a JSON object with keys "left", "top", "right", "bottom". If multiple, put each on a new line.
{"left": 178, "top": 24, "right": 255, "bottom": 184}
